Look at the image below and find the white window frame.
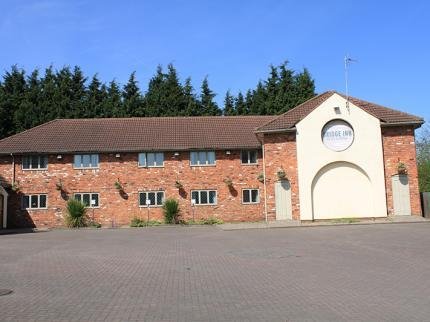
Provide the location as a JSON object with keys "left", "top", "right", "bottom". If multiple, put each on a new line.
{"left": 22, "top": 155, "right": 48, "bottom": 170}
{"left": 73, "top": 193, "right": 100, "bottom": 208}
{"left": 138, "top": 191, "right": 165, "bottom": 207}
{"left": 21, "top": 194, "right": 48, "bottom": 210}
{"left": 73, "top": 154, "right": 100, "bottom": 169}
{"left": 241, "top": 150, "right": 258, "bottom": 165}
{"left": 242, "top": 188, "right": 260, "bottom": 204}
{"left": 138, "top": 152, "right": 164, "bottom": 168}
{"left": 191, "top": 190, "right": 217, "bottom": 205}
{"left": 190, "top": 151, "right": 216, "bottom": 166}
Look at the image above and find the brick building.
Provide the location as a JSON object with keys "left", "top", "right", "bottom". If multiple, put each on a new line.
{"left": 0, "top": 91, "right": 424, "bottom": 228}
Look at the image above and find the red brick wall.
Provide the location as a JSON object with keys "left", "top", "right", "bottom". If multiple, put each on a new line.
{"left": 382, "top": 126, "right": 422, "bottom": 216}
{"left": 0, "top": 151, "right": 265, "bottom": 228}
{"left": 262, "top": 133, "right": 300, "bottom": 220}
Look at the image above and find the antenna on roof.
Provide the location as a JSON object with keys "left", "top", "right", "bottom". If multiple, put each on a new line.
{"left": 344, "top": 54, "right": 357, "bottom": 112}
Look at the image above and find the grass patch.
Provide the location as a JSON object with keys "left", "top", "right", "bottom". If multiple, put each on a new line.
{"left": 130, "top": 217, "right": 163, "bottom": 227}
{"left": 332, "top": 218, "right": 360, "bottom": 224}
{"left": 181, "top": 217, "right": 224, "bottom": 225}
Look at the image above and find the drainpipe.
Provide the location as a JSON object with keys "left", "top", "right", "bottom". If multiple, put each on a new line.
{"left": 262, "top": 138, "right": 268, "bottom": 223}
{"left": 10, "top": 153, "right": 15, "bottom": 185}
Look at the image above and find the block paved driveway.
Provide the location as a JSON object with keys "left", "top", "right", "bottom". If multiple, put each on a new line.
{"left": 1, "top": 223, "right": 430, "bottom": 322}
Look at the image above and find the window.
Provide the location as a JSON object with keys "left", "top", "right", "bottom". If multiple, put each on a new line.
{"left": 139, "top": 191, "right": 165, "bottom": 207}
{"left": 242, "top": 189, "right": 259, "bottom": 204}
{"left": 138, "top": 152, "right": 164, "bottom": 167}
{"left": 74, "top": 154, "right": 99, "bottom": 168}
{"left": 22, "top": 155, "right": 48, "bottom": 170}
{"left": 190, "top": 151, "right": 216, "bottom": 166}
{"left": 22, "top": 194, "right": 47, "bottom": 209}
{"left": 241, "top": 150, "right": 258, "bottom": 164}
{"left": 74, "top": 193, "right": 99, "bottom": 208}
{"left": 191, "top": 190, "right": 217, "bottom": 205}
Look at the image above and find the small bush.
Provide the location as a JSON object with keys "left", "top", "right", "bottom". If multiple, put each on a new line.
{"left": 182, "top": 217, "right": 224, "bottom": 225}
{"left": 65, "top": 198, "right": 88, "bottom": 228}
{"left": 130, "top": 217, "right": 162, "bottom": 227}
{"left": 200, "top": 216, "right": 223, "bottom": 225}
{"left": 163, "top": 198, "right": 180, "bottom": 224}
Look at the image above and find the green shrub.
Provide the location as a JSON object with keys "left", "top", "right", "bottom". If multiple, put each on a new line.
{"left": 163, "top": 198, "right": 180, "bottom": 224}
{"left": 182, "top": 217, "right": 224, "bottom": 225}
{"left": 130, "top": 217, "right": 162, "bottom": 227}
{"left": 199, "top": 216, "right": 223, "bottom": 225}
{"left": 64, "top": 198, "right": 88, "bottom": 228}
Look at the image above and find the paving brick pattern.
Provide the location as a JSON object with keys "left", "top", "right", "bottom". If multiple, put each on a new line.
{"left": 1, "top": 224, "right": 430, "bottom": 321}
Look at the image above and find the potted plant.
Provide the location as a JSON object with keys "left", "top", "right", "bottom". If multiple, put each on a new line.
{"left": 223, "top": 177, "right": 233, "bottom": 187}
{"left": 11, "top": 181, "right": 20, "bottom": 192}
{"left": 277, "top": 168, "right": 287, "bottom": 180}
{"left": 55, "top": 179, "right": 63, "bottom": 191}
{"left": 397, "top": 162, "right": 408, "bottom": 175}
{"left": 114, "top": 179, "right": 123, "bottom": 191}
{"left": 257, "top": 173, "right": 265, "bottom": 183}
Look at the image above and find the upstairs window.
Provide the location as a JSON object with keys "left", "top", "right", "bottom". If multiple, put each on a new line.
{"left": 139, "top": 191, "right": 165, "bottom": 207}
{"left": 74, "top": 193, "right": 99, "bottom": 208}
{"left": 241, "top": 150, "right": 258, "bottom": 164}
{"left": 138, "top": 152, "right": 164, "bottom": 167}
{"left": 22, "top": 194, "right": 47, "bottom": 209}
{"left": 22, "top": 155, "right": 48, "bottom": 170}
{"left": 190, "top": 151, "right": 215, "bottom": 166}
{"left": 74, "top": 154, "right": 99, "bottom": 169}
{"left": 191, "top": 190, "right": 217, "bottom": 205}
{"left": 242, "top": 189, "right": 259, "bottom": 204}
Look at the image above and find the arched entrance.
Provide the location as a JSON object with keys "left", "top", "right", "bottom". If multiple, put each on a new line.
{"left": 311, "top": 162, "right": 372, "bottom": 219}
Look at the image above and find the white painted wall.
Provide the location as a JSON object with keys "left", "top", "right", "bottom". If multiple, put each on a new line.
{"left": 296, "top": 93, "right": 387, "bottom": 220}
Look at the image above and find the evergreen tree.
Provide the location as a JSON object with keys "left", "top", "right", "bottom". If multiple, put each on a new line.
{"left": 144, "top": 66, "right": 165, "bottom": 116}
{"left": 182, "top": 77, "right": 200, "bottom": 116}
{"left": 250, "top": 82, "right": 266, "bottom": 115}
{"left": 69, "top": 66, "right": 87, "bottom": 118}
{"left": 0, "top": 66, "right": 26, "bottom": 137}
{"left": 200, "top": 77, "right": 221, "bottom": 116}
{"left": 235, "top": 92, "right": 246, "bottom": 115}
{"left": 105, "top": 80, "right": 123, "bottom": 117}
{"left": 223, "top": 90, "right": 236, "bottom": 116}
{"left": 122, "top": 72, "right": 142, "bottom": 117}
{"left": 163, "top": 64, "right": 186, "bottom": 116}
{"left": 85, "top": 74, "right": 105, "bottom": 118}
{"left": 13, "top": 70, "right": 41, "bottom": 132}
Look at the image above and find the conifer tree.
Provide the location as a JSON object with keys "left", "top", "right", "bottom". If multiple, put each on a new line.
{"left": 0, "top": 66, "right": 26, "bottom": 137}
{"left": 235, "top": 92, "right": 246, "bottom": 115}
{"left": 200, "top": 77, "right": 221, "bottom": 116}
{"left": 13, "top": 70, "right": 41, "bottom": 132}
{"left": 223, "top": 90, "right": 236, "bottom": 116}
{"left": 105, "top": 80, "right": 122, "bottom": 117}
{"left": 182, "top": 77, "right": 200, "bottom": 116}
{"left": 86, "top": 74, "right": 105, "bottom": 118}
{"left": 122, "top": 72, "right": 142, "bottom": 117}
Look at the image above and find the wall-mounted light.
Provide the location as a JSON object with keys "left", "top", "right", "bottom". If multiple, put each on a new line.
{"left": 334, "top": 106, "right": 341, "bottom": 114}
{"left": 56, "top": 155, "right": 62, "bottom": 160}
{"left": 225, "top": 150, "right": 231, "bottom": 155}
{"left": 174, "top": 152, "right": 180, "bottom": 156}
{"left": 115, "top": 153, "right": 121, "bottom": 158}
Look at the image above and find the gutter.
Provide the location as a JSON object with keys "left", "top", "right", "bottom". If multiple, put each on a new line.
{"left": 254, "top": 127, "right": 296, "bottom": 134}
{"left": 380, "top": 121, "right": 424, "bottom": 128}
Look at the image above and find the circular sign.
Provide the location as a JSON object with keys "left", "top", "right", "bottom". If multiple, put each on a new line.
{"left": 321, "top": 120, "right": 354, "bottom": 151}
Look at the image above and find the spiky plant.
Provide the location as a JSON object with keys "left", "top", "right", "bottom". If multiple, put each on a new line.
{"left": 65, "top": 198, "right": 88, "bottom": 228}
{"left": 162, "top": 198, "right": 180, "bottom": 224}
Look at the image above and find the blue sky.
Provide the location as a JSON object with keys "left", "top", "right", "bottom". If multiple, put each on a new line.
{"left": 0, "top": 0, "right": 429, "bottom": 127}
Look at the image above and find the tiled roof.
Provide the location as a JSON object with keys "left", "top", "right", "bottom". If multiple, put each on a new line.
{"left": 0, "top": 116, "right": 275, "bottom": 154}
{"left": 256, "top": 91, "right": 424, "bottom": 132}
